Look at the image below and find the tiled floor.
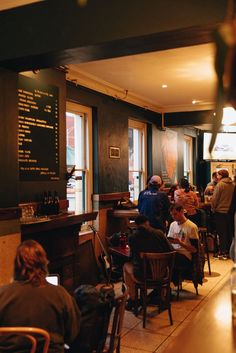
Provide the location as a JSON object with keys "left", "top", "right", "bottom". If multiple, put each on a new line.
{"left": 118, "top": 255, "right": 233, "bottom": 353}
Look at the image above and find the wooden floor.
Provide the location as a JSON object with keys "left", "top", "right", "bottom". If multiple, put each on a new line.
{"left": 115, "top": 255, "right": 233, "bottom": 353}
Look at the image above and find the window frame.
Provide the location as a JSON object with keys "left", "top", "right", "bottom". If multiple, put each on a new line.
{"left": 66, "top": 101, "right": 93, "bottom": 213}
{"left": 128, "top": 119, "right": 147, "bottom": 201}
{"left": 183, "top": 135, "right": 193, "bottom": 184}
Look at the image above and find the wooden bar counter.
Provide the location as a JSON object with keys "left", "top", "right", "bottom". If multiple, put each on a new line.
{"left": 21, "top": 211, "right": 97, "bottom": 293}
{"left": 165, "top": 276, "right": 236, "bottom": 353}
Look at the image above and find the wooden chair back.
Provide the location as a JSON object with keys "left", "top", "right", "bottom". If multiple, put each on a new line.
{"left": 140, "top": 251, "right": 176, "bottom": 284}
{"left": 0, "top": 327, "right": 50, "bottom": 353}
{"left": 136, "top": 251, "right": 176, "bottom": 327}
{"left": 101, "top": 286, "right": 127, "bottom": 353}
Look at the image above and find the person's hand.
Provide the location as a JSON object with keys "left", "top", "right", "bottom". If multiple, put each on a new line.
{"left": 168, "top": 237, "right": 181, "bottom": 244}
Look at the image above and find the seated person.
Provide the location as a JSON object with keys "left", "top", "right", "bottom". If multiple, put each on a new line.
{"left": 167, "top": 203, "right": 199, "bottom": 285}
{"left": 123, "top": 215, "right": 173, "bottom": 310}
{"left": 174, "top": 178, "right": 200, "bottom": 225}
{"left": 0, "top": 240, "right": 81, "bottom": 353}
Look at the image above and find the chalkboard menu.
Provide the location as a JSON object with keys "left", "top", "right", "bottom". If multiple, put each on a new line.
{"left": 18, "top": 75, "right": 59, "bottom": 181}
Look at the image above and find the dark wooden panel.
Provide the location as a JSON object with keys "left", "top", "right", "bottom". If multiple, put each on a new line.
{"left": 0, "top": 208, "right": 21, "bottom": 221}
{"left": 0, "top": 69, "right": 19, "bottom": 207}
{"left": 93, "top": 192, "right": 130, "bottom": 202}
{"left": 21, "top": 211, "right": 98, "bottom": 293}
{"left": 0, "top": 0, "right": 227, "bottom": 71}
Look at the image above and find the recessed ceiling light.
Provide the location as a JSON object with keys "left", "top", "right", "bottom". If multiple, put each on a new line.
{"left": 192, "top": 100, "right": 197, "bottom": 104}
{"left": 161, "top": 84, "right": 168, "bottom": 88}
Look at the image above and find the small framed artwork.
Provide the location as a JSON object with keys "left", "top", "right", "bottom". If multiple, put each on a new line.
{"left": 109, "top": 146, "right": 120, "bottom": 159}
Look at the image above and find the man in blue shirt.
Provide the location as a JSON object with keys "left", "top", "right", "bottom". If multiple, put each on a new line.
{"left": 138, "top": 175, "right": 170, "bottom": 232}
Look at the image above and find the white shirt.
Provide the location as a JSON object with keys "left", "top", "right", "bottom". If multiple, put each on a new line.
{"left": 167, "top": 219, "right": 199, "bottom": 260}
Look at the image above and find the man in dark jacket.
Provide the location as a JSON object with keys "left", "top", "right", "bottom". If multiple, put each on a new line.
{"left": 211, "top": 169, "right": 235, "bottom": 259}
{"left": 138, "top": 175, "right": 170, "bottom": 232}
{"left": 123, "top": 215, "right": 173, "bottom": 309}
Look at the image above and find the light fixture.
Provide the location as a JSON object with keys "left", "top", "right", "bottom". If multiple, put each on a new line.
{"left": 221, "top": 106, "right": 236, "bottom": 125}
{"left": 161, "top": 84, "right": 167, "bottom": 88}
{"left": 192, "top": 100, "right": 197, "bottom": 104}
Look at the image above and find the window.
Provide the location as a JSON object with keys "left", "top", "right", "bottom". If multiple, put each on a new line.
{"left": 183, "top": 135, "right": 193, "bottom": 184}
{"left": 66, "top": 102, "right": 92, "bottom": 213}
{"left": 128, "top": 119, "right": 146, "bottom": 201}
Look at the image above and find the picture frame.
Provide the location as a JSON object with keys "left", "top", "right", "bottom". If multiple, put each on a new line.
{"left": 109, "top": 146, "right": 120, "bottom": 159}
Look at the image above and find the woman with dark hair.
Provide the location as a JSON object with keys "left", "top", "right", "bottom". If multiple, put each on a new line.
{"left": 174, "top": 178, "right": 199, "bottom": 225}
{"left": 0, "top": 240, "right": 81, "bottom": 353}
{"left": 14, "top": 239, "right": 49, "bottom": 285}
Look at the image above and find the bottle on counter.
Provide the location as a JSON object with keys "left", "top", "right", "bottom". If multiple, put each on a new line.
{"left": 40, "top": 191, "right": 48, "bottom": 215}
{"left": 47, "top": 191, "right": 53, "bottom": 204}
{"left": 53, "top": 191, "right": 60, "bottom": 214}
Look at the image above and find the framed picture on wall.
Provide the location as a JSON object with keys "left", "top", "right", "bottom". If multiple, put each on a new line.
{"left": 109, "top": 146, "right": 120, "bottom": 159}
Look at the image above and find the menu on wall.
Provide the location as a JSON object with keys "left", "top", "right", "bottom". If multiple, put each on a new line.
{"left": 18, "top": 75, "right": 59, "bottom": 181}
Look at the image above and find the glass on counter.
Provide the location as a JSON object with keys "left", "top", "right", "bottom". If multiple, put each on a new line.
{"left": 21, "top": 205, "right": 35, "bottom": 223}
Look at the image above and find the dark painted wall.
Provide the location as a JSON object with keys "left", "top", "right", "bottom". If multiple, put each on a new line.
{"left": 0, "top": 69, "right": 19, "bottom": 207}
{"left": 67, "top": 82, "right": 200, "bottom": 193}
{"left": 67, "top": 82, "right": 160, "bottom": 194}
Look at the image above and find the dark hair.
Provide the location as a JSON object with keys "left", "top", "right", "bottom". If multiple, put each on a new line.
{"left": 135, "top": 215, "right": 149, "bottom": 226}
{"left": 212, "top": 172, "right": 217, "bottom": 178}
{"left": 179, "top": 178, "right": 190, "bottom": 193}
{"left": 14, "top": 240, "right": 49, "bottom": 285}
{"left": 217, "top": 169, "right": 229, "bottom": 178}
{"left": 169, "top": 203, "right": 184, "bottom": 213}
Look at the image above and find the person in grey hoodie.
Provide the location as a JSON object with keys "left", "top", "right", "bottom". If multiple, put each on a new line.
{"left": 211, "top": 169, "right": 235, "bottom": 259}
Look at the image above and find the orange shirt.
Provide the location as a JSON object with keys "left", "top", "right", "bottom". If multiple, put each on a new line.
{"left": 174, "top": 189, "right": 199, "bottom": 215}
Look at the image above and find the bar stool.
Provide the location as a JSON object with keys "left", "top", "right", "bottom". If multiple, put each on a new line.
{"left": 198, "top": 227, "right": 211, "bottom": 275}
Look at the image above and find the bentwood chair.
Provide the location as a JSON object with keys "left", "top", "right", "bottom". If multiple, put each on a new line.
{"left": 134, "top": 251, "right": 176, "bottom": 328}
{"left": 98, "top": 285, "right": 128, "bottom": 353}
{"left": 0, "top": 327, "right": 50, "bottom": 353}
{"left": 176, "top": 240, "right": 205, "bottom": 300}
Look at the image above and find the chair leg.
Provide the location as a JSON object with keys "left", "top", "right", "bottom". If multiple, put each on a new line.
{"left": 194, "top": 283, "right": 198, "bottom": 295}
{"left": 167, "top": 288, "right": 173, "bottom": 325}
{"left": 134, "top": 286, "right": 139, "bottom": 316}
{"left": 204, "top": 234, "right": 211, "bottom": 275}
{"left": 168, "top": 306, "right": 173, "bottom": 325}
{"left": 200, "top": 230, "right": 211, "bottom": 275}
{"left": 142, "top": 289, "right": 147, "bottom": 328}
{"left": 116, "top": 338, "right": 120, "bottom": 353}
{"left": 176, "top": 273, "right": 182, "bottom": 300}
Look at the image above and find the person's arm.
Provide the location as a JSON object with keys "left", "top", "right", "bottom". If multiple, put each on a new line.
{"left": 193, "top": 192, "right": 199, "bottom": 208}
{"left": 204, "top": 185, "right": 214, "bottom": 195}
{"left": 211, "top": 184, "right": 220, "bottom": 211}
{"left": 170, "top": 237, "right": 197, "bottom": 253}
{"left": 174, "top": 190, "right": 179, "bottom": 203}
{"left": 155, "top": 229, "right": 174, "bottom": 251}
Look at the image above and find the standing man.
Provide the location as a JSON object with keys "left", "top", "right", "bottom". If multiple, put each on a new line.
{"left": 138, "top": 175, "right": 170, "bottom": 232}
{"left": 123, "top": 215, "right": 173, "bottom": 310}
{"left": 211, "top": 169, "right": 235, "bottom": 259}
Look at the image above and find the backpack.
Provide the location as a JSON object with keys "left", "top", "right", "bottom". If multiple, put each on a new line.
{"left": 69, "top": 284, "right": 115, "bottom": 353}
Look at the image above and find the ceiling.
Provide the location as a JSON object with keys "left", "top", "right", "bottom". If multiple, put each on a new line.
{"left": 1, "top": 1, "right": 217, "bottom": 115}
{"left": 67, "top": 43, "right": 217, "bottom": 114}
{"left": 0, "top": 0, "right": 41, "bottom": 11}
